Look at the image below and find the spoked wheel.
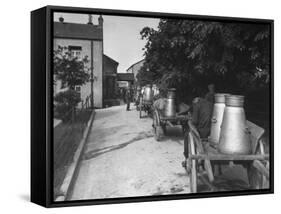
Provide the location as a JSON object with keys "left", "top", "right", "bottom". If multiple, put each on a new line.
{"left": 247, "top": 141, "right": 269, "bottom": 189}
{"left": 153, "top": 110, "right": 163, "bottom": 141}
{"left": 188, "top": 132, "right": 197, "bottom": 193}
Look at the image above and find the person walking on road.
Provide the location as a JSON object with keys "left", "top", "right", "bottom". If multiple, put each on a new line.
{"left": 126, "top": 87, "right": 132, "bottom": 111}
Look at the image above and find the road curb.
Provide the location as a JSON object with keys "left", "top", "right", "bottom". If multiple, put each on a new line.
{"left": 55, "top": 109, "right": 96, "bottom": 201}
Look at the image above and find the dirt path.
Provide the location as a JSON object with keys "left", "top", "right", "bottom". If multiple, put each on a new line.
{"left": 69, "top": 105, "right": 190, "bottom": 200}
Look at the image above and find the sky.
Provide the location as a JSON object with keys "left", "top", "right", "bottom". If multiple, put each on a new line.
{"left": 54, "top": 13, "right": 159, "bottom": 73}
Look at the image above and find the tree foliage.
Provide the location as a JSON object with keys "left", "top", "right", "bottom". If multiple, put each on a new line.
{"left": 54, "top": 89, "right": 81, "bottom": 120}
{"left": 53, "top": 46, "right": 90, "bottom": 118}
{"left": 137, "top": 19, "right": 270, "bottom": 102}
{"left": 54, "top": 46, "right": 90, "bottom": 89}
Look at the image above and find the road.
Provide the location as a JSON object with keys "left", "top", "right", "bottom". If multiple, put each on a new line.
{"left": 70, "top": 104, "right": 190, "bottom": 200}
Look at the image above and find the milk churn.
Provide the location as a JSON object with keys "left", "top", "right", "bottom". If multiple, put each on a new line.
{"left": 143, "top": 85, "right": 153, "bottom": 102}
{"left": 218, "top": 95, "right": 252, "bottom": 155}
{"left": 164, "top": 88, "right": 176, "bottom": 117}
{"left": 209, "top": 93, "right": 229, "bottom": 144}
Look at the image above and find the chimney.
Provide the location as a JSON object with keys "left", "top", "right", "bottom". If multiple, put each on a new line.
{"left": 88, "top": 14, "right": 93, "bottom": 25}
{"left": 98, "top": 15, "right": 103, "bottom": 26}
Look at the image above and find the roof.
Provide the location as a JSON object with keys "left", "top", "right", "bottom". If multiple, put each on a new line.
{"left": 54, "top": 22, "right": 103, "bottom": 40}
{"left": 126, "top": 59, "right": 145, "bottom": 71}
{"left": 103, "top": 54, "right": 119, "bottom": 66}
{"left": 117, "top": 73, "right": 135, "bottom": 82}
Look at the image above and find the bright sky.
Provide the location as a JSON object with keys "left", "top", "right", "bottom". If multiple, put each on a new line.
{"left": 54, "top": 13, "right": 159, "bottom": 73}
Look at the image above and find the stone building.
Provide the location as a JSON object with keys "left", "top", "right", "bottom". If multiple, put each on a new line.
{"left": 53, "top": 15, "right": 118, "bottom": 108}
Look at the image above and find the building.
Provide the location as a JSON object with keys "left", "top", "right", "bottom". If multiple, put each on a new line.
{"left": 53, "top": 15, "right": 118, "bottom": 108}
{"left": 116, "top": 73, "right": 135, "bottom": 92}
{"left": 126, "top": 59, "right": 159, "bottom": 96}
{"left": 103, "top": 54, "right": 119, "bottom": 106}
{"left": 126, "top": 59, "right": 145, "bottom": 83}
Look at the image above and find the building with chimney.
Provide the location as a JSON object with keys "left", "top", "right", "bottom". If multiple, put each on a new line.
{"left": 53, "top": 14, "right": 118, "bottom": 108}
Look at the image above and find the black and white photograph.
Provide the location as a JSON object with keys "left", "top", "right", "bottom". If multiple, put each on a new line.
{"left": 52, "top": 10, "right": 272, "bottom": 202}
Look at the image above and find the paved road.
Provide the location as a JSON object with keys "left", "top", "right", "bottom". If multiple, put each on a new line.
{"left": 70, "top": 104, "right": 190, "bottom": 200}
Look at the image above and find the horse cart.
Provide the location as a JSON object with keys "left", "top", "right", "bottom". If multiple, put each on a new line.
{"left": 139, "top": 96, "right": 154, "bottom": 118}
{"left": 184, "top": 120, "right": 270, "bottom": 193}
{"left": 138, "top": 85, "right": 154, "bottom": 118}
{"left": 152, "top": 109, "right": 189, "bottom": 141}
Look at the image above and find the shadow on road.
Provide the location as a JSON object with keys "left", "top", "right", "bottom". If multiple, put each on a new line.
{"left": 83, "top": 131, "right": 154, "bottom": 160}
{"left": 160, "top": 126, "right": 184, "bottom": 145}
{"left": 197, "top": 173, "right": 249, "bottom": 193}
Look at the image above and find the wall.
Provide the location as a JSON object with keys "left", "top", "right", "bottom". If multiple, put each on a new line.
{"left": 103, "top": 56, "right": 118, "bottom": 99}
{"left": 93, "top": 41, "right": 103, "bottom": 108}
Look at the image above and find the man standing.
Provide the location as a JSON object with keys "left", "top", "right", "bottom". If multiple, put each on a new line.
{"left": 183, "top": 89, "right": 213, "bottom": 169}
{"left": 192, "top": 91, "right": 213, "bottom": 138}
{"left": 205, "top": 83, "right": 215, "bottom": 104}
{"left": 125, "top": 86, "right": 131, "bottom": 111}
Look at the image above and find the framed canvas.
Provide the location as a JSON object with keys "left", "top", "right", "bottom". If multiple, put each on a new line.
{"left": 31, "top": 5, "right": 274, "bottom": 207}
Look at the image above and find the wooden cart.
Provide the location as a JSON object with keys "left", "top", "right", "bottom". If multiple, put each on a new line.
{"left": 152, "top": 108, "right": 190, "bottom": 141}
{"left": 139, "top": 96, "right": 154, "bottom": 118}
{"left": 184, "top": 120, "right": 270, "bottom": 193}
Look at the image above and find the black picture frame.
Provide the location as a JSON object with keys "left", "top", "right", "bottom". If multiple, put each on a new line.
{"left": 31, "top": 5, "right": 274, "bottom": 208}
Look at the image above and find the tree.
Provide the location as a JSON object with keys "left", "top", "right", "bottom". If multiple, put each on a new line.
{"left": 54, "top": 89, "right": 81, "bottom": 120}
{"left": 138, "top": 19, "right": 270, "bottom": 102}
{"left": 54, "top": 46, "right": 90, "bottom": 89}
{"left": 53, "top": 46, "right": 90, "bottom": 118}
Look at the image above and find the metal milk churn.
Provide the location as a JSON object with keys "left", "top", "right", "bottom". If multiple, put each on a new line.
{"left": 143, "top": 85, "right": 153, "bottom": 102}
{"left": 209, "top": 93, "right": 229, "bottom": 144}
{"left": 218, "top": 95, "right": 252, "bottom": 155}
{"left": 164, "top": 88, "right": 176, "bottom": 117}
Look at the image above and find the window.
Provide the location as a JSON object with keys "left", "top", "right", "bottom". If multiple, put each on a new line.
{"left": 68, "top": 46, "right": 82, "bottom": 60}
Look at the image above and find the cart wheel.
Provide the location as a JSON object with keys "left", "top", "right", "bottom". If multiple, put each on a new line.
{"left": 188, "top": 132, "right": 197, "bottom": 193}
{"left": 183, "top": 130, "right": 189, "bottom": 160}
{"left": 247, "top": 163, "right": 264, "bottom": 189}
{"left": 139, "top": 99, "right": 143, "bottom": 118}
{"left": 247, "top": 141, "right": 269, "bottom": 189}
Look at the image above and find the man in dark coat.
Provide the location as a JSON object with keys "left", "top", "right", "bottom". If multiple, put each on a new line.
{"left": 125, "top": 87, "right": 131, "bottom": 111}
{"left": 205, "top": 83, "right": 215, "bottom": 104}
{"left": 192, "top": 96, "right": 213, "bottom": 138}
{"left": 182, "top": 89, "right": 213, "bottom": 169}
